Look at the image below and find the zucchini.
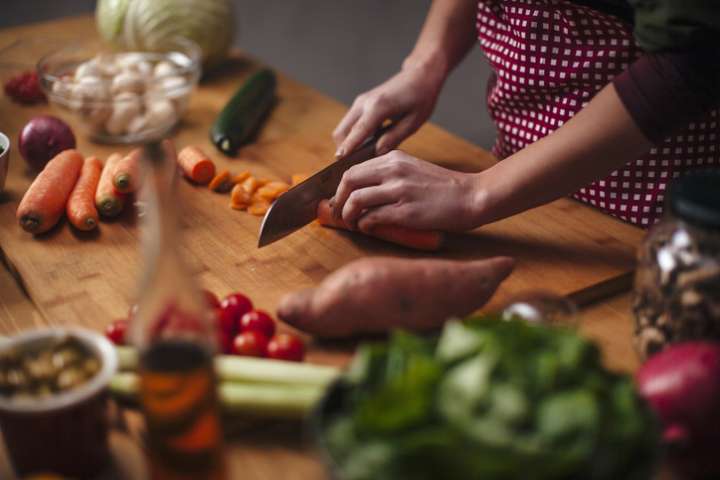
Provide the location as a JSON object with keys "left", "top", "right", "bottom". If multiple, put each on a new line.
{"left": 210, "top": 68, "right": 277, "bottom": 155}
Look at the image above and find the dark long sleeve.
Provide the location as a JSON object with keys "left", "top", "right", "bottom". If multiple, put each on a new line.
{"left": 611, "top": 0, "right": 720, "bottom": 143}
{"left": 613, "top": 48, "right": 720, "bottom": 143}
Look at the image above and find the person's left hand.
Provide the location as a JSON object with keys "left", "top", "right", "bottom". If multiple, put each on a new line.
{"left": 331, "top": 150, "right": 483, "bottom": 233}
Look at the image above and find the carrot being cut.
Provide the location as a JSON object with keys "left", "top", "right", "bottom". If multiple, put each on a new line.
{"left": 16, "top": 149, "right": 84, "bottom": 234}
{"left": 316, "top": 199, "right": 444, "bottom": 251}
{"left": 67, "top": 156, "right": 102, "bottom": 231}
{"left": 177, "top": 146, "right": 216, "bottom": 184}
{"left": 96, "top": 153, "right": 125, "bottom": 218}
{"left": 112, "top": 149, "right": 141, "bottom": 194}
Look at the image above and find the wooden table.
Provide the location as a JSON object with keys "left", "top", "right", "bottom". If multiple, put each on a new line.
{"left": 0, "top": 15, "right": 647, "bottom": 480}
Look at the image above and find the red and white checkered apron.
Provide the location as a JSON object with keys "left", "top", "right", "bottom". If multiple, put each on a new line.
{"left": 476, "top": 0, "right": 720, "bottom": 227}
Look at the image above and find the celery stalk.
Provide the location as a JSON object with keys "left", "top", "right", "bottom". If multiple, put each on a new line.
{"left": 107, "top": 371, "right": 327, "bottom": 419}
{"left": 115, "top": 345, "right": 339, "bottom": 387}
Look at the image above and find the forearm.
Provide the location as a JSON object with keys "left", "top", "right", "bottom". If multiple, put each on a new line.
{"left": 471, "top": 83, "right": 653, "bottom": 226}
{"left": 403, "top": 0, "right": 479, "bottom": 77}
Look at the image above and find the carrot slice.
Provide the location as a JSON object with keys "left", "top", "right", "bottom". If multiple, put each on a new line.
{"left": 208, "top": 170, "right": 232, "bottom": 192}
{"left": 177, "top": 146, "right": 216, "bottom": 184}
{"left": 256, "top": 181, "right": 290, "bottom": 201}
{"left": 230, "top": 183, "right": 251, "bottom": 209}
{"left": 316, "top": 199, "right": 444, "bottom": 251}
{"left": 291, "top": 173, "right": 309, "bottom": 185}
{"left": 248, "top": 201, "right": 270, "bottom": 216}
{"left": 240, "top": 176, "right": 261, "bottom": 195}
{"left": 67, "top": 156, "right": 102, "bottom": 231}
{"left": 16, "top": 149, "right": 84, "bottom": 234}
{"left": 232, "top": 171, "right": 251, "bottom": 184}
{"left": 112, "top": 148, "right": 141, "bottom": 194}
{"left": 96, "top": 153, "right": 126, "bottom": 218}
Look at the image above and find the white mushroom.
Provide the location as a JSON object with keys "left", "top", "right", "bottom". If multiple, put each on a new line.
{"left": 135, "top": 61, "right": 153, "bottom": 77}
{"left": 70, "top": 76, "right": 109, "bottom": 110}
{"left": 127, "top": 114, "right": 149, "bottom": 135}
{"left": 145, "top": 98, "right": 177, "bottom": 129}
{"left": 105, "top": 92, "right": 142, "bottom": 136}
{"left": 115, "top": 53, "right": 147, "bottom": 71}
{"left": 93, "top": 53, "right": 120, "bottom": 77}
{"left": 153, "top": 61, "right": 179, "bottom": 78}
{"left": 111, "top": 71, "right": 145, "bottom": 95}
{"left": 73, "top": 60, "right": 101, "bottom": 80}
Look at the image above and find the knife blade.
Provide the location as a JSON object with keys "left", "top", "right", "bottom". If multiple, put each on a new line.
{"left": 257, "top": 126, "right": 390, "bottom": 248}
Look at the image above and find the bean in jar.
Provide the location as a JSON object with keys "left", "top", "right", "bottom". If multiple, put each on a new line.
{"left": 633, "top": 171, "right": 720, "bottom": 359}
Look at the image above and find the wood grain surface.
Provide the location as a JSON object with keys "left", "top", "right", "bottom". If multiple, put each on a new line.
{"left": 0, "top": 17, "right": 643, "bottom": 341}
{"left": 0, "top": 15, "right": 658, "bottom": 480}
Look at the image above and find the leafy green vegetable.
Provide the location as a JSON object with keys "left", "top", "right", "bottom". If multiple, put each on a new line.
{"left": 320, "top": 318, "right": 659, "bottom": 480}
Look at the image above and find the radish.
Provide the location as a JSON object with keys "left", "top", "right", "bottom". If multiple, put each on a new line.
{"left": 18, "top": 115, "right": 76, "bottom": 171}
{"left": 636, "top": 342, "right": 720, "bottom": 478}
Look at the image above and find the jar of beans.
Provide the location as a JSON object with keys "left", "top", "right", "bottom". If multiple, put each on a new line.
{"left": 633, "top": 171, "right": 720, "bottom": 359}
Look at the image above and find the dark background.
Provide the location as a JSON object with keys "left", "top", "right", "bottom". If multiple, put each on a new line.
{"left": 2, "top": 0, "right": 496, "bottom": 148}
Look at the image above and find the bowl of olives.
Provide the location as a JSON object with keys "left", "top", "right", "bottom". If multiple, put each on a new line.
{"left": 0, "top": 328, "right": 117, "bottom": 478}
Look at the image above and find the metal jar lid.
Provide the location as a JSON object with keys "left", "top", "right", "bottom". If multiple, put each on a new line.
{"left": 668, "top": 170, "right": 720, "bottom": 230}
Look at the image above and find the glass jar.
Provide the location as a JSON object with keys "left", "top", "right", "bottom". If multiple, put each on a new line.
{"left": 633, "top": 171, "right": 720, "bottom": 359}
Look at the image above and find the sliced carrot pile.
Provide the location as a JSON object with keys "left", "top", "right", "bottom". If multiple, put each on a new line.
{"left": 316, "top": 199, "right": 444, "bottom": 251}
{"left": 208, "top": 170, "right": 232, "bottom": 192}
{"left": 67, "top": 156, "right": 102, "bottom": 231}
{"left": 177, "top": 146, "right": 216, "bottom": 185}
{"left": 16, "top": 149, "right": 84, "bottom": 234}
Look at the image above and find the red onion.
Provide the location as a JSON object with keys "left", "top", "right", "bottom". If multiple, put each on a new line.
{"left": 636, "top": 342, "right": 720, "bottom": 478}
{"left": 18, "top": 115, "right": 76, "bottom": 171}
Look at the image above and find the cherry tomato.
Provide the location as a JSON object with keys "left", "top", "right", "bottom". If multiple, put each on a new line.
{"left": 203, "top": 290, "right": 221, "bottom": 309}
{"left": 106, "top": 319, "right": 128, "bottom": 345}
{"left": 232, "top": 330, "right": 269, "bottom": 357}
{"left": 216, "top": 304, "right": 238, "bottom": 337}
{"left": 220, "top": 293, "right": 253, "bottom": 327}
{"left": 240, "top": 310, "right": 276, "bottom": 338}
{"left": 267, "top": 333, "right": 305, "bottom": 362}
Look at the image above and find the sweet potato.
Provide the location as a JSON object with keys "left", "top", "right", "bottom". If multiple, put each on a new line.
{"left": 277, "top": 256, "right": 514, "bottom": 338}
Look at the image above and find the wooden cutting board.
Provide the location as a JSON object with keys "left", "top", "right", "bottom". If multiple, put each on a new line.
{"left": 0, "top": 17, "right": 644, "bottom": 339}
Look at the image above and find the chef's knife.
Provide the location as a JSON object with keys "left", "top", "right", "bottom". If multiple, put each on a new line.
{"left": 257, "top": 126, "right": 391, "bottom": 248}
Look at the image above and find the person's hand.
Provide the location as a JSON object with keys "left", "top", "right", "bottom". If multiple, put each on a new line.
{"left": 331, "top": 150, "right": 483, "bottom": 233}
{"left": 332, "top": 62, "right": 445, "bottom": 158}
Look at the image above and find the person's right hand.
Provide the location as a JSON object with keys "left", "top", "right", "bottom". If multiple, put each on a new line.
{"left": 332, "top": 62, "right": 446, "bottom": 158}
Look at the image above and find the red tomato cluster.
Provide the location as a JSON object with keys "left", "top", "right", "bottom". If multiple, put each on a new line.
{"left": 4, "top": 71, "right": 46, "bottom": 104}
{"left": 105, "top": 290, "right": 305, "bottom": 362}
{"left": 215, "top": 291, "right": 305, "bottom": 362}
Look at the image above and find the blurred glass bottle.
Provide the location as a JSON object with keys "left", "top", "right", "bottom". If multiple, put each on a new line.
{"left": 129, "top": 141, "right": 225, "bottom": 480}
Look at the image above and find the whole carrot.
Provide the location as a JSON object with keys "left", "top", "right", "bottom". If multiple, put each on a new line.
{"left": 96, "top": 153, "right": 125, "bottom": 218}
{"left": 16, "top": 149, "right": 84, "bottom": 234}
{"left": 177, "top": 146, "right": 216, "bottom": 184}
{"left": 316, "top": 199, "right": 444, "bottom": 251}
{"left": 67, "top": 156, "right": 102, "bottom": 231}
{"left": 113, "top": 149, "right": 141, "bottom": 194}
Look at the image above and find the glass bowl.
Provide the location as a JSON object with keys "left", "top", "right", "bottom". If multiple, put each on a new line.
{"left": 37, "top": 38, "right": 201, "bottom": 144}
